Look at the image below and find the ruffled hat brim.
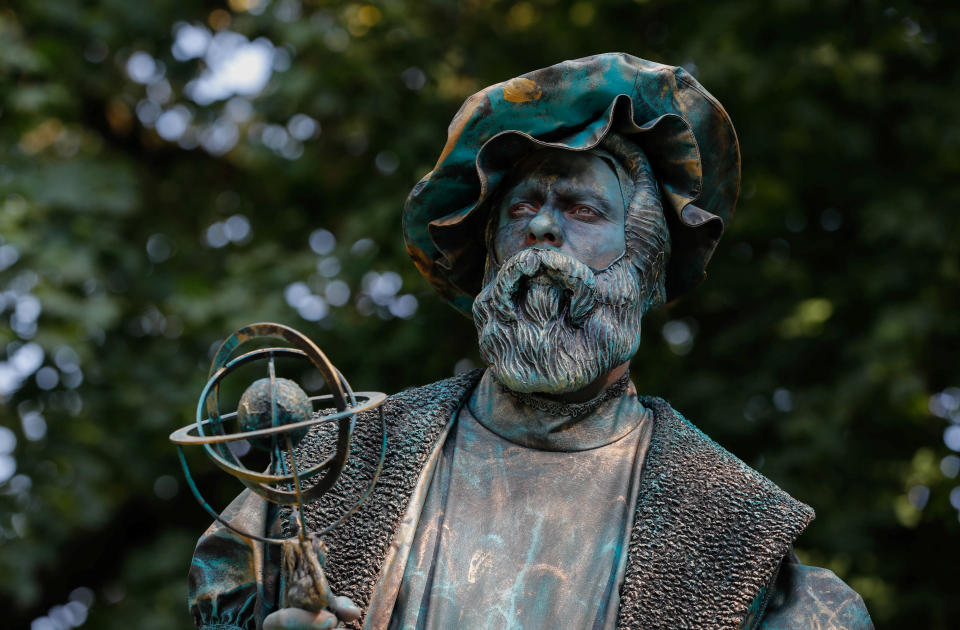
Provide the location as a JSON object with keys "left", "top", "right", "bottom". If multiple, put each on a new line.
{"left": 403, "top": 53, "right": 740, "bottom": 317}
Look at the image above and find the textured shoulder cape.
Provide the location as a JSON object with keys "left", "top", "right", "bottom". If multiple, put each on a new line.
{"left": 284, "top": 370, "right": 814, "bottom": 629}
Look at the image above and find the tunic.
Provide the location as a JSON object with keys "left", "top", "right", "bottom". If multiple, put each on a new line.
{"left": 386, "top": 371, "right": 652, "bottom": 629}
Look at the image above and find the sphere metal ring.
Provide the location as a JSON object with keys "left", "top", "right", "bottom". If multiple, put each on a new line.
{"left": 169, "top": 323, "right": 388, "bottom": 544}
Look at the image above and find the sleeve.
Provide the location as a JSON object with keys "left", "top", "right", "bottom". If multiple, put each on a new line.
{"left": 756, "top": 551, "right": 875, "bottom": 630}
{"left": 188, "top": 489, "right": 282, "bottom": 630}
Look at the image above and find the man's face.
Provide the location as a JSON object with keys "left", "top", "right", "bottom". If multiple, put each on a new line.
{"left": 492, "top": 149, "right": 626, "bottom": 271}
{"left": 473, "top": 148, "right": 651, "bottom": 395}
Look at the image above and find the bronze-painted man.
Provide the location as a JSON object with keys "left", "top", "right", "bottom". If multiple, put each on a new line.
{"left": 188, "top": 53, "right": 873, "bottom": 630}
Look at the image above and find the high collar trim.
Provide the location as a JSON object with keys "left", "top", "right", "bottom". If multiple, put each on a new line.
{"left": 470, "top": 369, "right": 647, "bottom": 452}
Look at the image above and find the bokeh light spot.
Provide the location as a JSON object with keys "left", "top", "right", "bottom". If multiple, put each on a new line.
{"left": 944, "top": 425, "right": 960, "bottom": 452}
{"left": 126, "top": 52, "right": 158, "bottom": 84}
{"left": 309, "top": 229, "right": 336, "bottom": 256}
{"left": 940, "top": 455, "right": 960, "bottom": 478}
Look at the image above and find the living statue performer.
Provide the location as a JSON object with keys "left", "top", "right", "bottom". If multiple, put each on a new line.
{"left": 188, "top": 54, "right": 874, "bottom": 630}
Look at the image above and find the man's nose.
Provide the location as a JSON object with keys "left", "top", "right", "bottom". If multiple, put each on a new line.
{"left": 525, "top": 208, "right": 563, "bottom": 247}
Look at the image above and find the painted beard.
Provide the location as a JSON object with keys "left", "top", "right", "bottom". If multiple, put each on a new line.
{"left": 472, "top": 247, "right": 646, "bottom": 394}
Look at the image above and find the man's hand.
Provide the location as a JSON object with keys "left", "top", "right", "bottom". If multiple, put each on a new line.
{"left": 263, "top": 595, "right": 362, "bottom": 630}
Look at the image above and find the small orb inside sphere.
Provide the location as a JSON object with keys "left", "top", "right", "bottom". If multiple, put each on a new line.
{"left": 237, "top": 377, "right": 313, "bottom": 450}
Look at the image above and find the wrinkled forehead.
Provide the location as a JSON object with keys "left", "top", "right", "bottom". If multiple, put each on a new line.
{"left": 510, "top": 148, "right": 619, "bottom": 182}
{"left": 497, "top": 148, "right": 629, "bottom": 209}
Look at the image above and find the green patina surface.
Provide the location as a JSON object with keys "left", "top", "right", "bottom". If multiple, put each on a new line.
{"left": 188, "top": 374, "right": 873, "bottom": 630}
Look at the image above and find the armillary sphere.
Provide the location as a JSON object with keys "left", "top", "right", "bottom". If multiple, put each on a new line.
{"left": 169, "top": 322, "right": 387, "bottom": 545}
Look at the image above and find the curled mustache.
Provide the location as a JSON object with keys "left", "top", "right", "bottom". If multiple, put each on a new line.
{"left": 490, "top": 248, "right": 595, "bottom": 326}
{"left": 489, "top": 247, "right": 640, "bottom": 326}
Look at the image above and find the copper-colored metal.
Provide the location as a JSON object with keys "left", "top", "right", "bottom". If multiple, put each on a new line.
{"left": 170, "top": 392, "right": 385, "bottom": 447}
{"left": 170, "top": 321, "right": 386, "bottom": 530}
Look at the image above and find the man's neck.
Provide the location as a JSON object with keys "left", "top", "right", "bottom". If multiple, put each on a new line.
{"left": 537, "top": 360, "right": 632, "bottom": 403}
{"left": 466, "top": 368, "right": 647, "bottom": 451}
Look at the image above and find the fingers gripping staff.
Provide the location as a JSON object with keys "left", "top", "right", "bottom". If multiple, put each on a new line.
{"left": 170, "top": 322, "right": 386, "bottom": 621}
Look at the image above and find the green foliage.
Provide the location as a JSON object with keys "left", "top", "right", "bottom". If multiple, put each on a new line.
{"left": 0, "top": 0, "right": 957, "bottom": 627}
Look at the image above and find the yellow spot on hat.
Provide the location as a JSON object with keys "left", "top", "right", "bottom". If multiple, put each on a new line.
{"left": 502, "top": 78, "right": 542, "bottom": 103}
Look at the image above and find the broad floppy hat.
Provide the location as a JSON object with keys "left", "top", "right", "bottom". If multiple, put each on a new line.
{"left": 403, "top": 52, "right": 741, "bottom": 317}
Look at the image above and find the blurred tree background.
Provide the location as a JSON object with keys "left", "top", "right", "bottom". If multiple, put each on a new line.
{"left": 0, "top": 0, "right": 957, "bottom": 628}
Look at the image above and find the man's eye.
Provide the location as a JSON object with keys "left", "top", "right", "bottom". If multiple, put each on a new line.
{"left": 508, "top": 203, "right": 537, "bottom": 218}
{"left": 570, "top": 205, "right": 599, "bottom": 219}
